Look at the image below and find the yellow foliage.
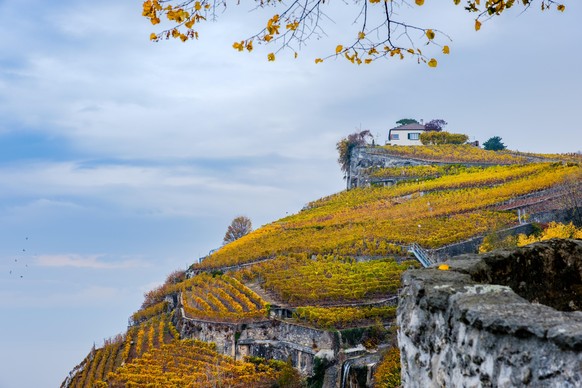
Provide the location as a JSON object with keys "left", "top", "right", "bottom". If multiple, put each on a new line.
{"left": 266, "top": 14, "right": 281, "bottom": 35}
{"left": 286, "top": 21, "right": 299, "bottom": 31}
{"left": 475, "top": 19, "right": 482, "bottom": 31}
{"left": 374, "top": 347, "right": 401, "bottom": 388}
{"left": 106, "top": 339, "right": 284, "bottom": 387}
{"left": 233, "top": 41, "right": 244, "bottom": 51}
{"left": 194, "top": 163, "right": 580, "bottom": 270}
{"left": 142, "top": 0, "right": 566, "bottom": 65}
{"left": 294, "top": 305, "right": 396, "bottom": 329}
{"left": 182, "top": 273, "right": 268, "bottom": 322}
{"left": 267, "top": 52, "right": 276, "bottom": 61}
{"left": 517, "top": 222, "right": 582, "bottom": 246}
{"left": 245, "top": 254, "right": 416, "bottom": 305}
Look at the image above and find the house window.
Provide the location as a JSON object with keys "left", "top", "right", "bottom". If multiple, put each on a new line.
{"left": 390, "top": 134, "right": 399, "bottom": 140}
{"left": 408, "top": 133, "right": 420, "bottom": 140}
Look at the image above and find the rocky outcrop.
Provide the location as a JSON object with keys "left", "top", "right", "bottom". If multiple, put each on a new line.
{"left": 398, "top": 239, "right": 582, "bottom": 387}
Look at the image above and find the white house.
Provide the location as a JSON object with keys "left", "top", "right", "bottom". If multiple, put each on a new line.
{"left": 386, "top": 123, "right": 427, "bottom": 146}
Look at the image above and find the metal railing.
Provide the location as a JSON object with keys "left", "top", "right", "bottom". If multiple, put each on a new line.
{"left": 409, "top": 243, "right": 436, "bottom": 268}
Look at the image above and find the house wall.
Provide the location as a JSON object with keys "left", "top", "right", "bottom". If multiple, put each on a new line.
{"left": 386, "top": 129, "right": 424, "bottom": 146}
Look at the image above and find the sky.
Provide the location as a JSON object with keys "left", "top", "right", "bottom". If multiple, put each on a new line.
{"left": 0, "top": 0, "right": 580, "bottom": 387}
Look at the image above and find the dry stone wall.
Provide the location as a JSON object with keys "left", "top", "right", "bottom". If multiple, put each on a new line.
{"left": 398, "top": 239, "right": 582, "bottom": 387}
{"left": 174, "top": 308, "right": 338, "bottom": 376}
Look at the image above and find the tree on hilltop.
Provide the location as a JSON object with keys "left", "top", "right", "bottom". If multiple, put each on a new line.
{"left": 483, "top": 136, "right": 506, "bottom": 151}
{"left": 424, "top": 119, "right": 448, "bottom": 131}
{"left": 142, "top": 0, "right": 566, "bottom": 66}
{"left": 337, "top": 130, "right": 373, "bottom": 179}
{"left": 223, "top": 216, "right": 253, "bottom": 245}
{"left": 396, "top": 119, "right": 419, "bottom": 126}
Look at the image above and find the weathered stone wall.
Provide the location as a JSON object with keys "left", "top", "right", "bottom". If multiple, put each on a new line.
{"left": 174, "top": 307, "right": 338, "bottom": 376}
{"left": 347, "top": 147, "right": 429, "bottom": 189}
{"left": 398, "top": 239, "right": 582, "bottom": 387}
{"left": 347, "top": 146, "right": 503, "bottom": 189}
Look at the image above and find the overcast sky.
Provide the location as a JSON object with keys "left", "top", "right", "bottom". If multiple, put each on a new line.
{"left": 0, "top": 1, "right": 580, "bottom": 387}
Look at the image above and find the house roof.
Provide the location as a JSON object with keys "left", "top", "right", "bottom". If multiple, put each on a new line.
{"left": 390, "top": 123, "right": 426, "bottom": 131}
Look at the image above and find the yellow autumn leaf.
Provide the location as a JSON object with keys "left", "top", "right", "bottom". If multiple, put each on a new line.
{"left": 294, "top": 52, "right": 298, "bottom": 59}
{"left": 149, "top": 33, "right": 157, "bottom": 41}
{"left": 264, "top": 34, "right": 273, "bottom": 42}
{"left": 557, "top": 4, "right": 565, "bottom": 12}
{"left": 425, "top": 29, "right": 435, "bottom": 40}
{"left": 232, "top": 41, "right": 244, "bottom": 51}
{"left": 315, "top": 58, "right": 323, "bottom": 64}
{"left": 267, "top": 52, "right": 275, "bottom": 61}
{"left": 246, "top": 40, "right": 253, "bottom": 52}
{"left": 438, "top": 264, "right": 449, "bottom": 271}
{"left": 442, "top": 45, "right": 450, "bottom": 54}
{"left": 475, "top": 20, "right": 482, "bottom": 31}
{"left": 194, "top": 1, "right": 202, "bottom": 10}
{"left": 428, "top": 58, "right": 437, "bottom": 67}
{"left": 286, "top": 21, "right": 299, "bottom": 31}
{"left": 415, "top": 0, "right": 424, "bottom": 5}
{"left": 335, "top": 45, "right": 343, "bottom": 54}
{"left": 358, "top": 31, "right": 366, "bottom": 40}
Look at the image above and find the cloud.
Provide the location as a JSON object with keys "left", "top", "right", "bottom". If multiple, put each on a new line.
{"left": 0, "top": 284, "right": 126, "bottom": 309}
{"left": 35, "top": 254, "right": 146, "bottom": 269}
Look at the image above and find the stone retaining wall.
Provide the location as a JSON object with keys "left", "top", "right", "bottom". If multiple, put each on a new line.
{"left": 347, "top": 146, "right": 508, "bottom": 189}
{"left": 174, "top": 309, "right": 337, "bottom": 376}
{"left": 398, "top": 239, "right": 582, "bottom": 387}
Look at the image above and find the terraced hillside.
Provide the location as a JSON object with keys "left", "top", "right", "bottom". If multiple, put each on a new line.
{"left": 195, "top": 162, "right": 580, "bottom": 269}
{"left": 63, "top": 157, "right": 581, "bottom": 388}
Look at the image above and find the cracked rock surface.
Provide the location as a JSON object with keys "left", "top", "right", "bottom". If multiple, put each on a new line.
{"left": 398, "top": 239, "right": 582, "bottom": 388}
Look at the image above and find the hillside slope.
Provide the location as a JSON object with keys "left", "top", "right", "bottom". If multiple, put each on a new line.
{"left": 63, "top": 151, "right": 581, "bottom": 387}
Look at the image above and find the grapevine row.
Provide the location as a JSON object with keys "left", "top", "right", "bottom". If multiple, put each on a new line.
{"left": 195, "top": 163, "right": 580, "bottom": 269}
{"left": 294, "top": 305, "right": 397, "bottom": 329}
{"left": 182, "top": 273, "right": 268, "bottom": 322}
{"left": 105, "top": 339, "right": 292, "bottom": 387}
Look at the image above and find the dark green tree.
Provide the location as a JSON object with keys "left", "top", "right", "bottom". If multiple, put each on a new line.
{"left": 483, "top": 136, "right": 506, "bottom": 151}
{"left": 395, "top": 119, "right": 419, "bottom": 126}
